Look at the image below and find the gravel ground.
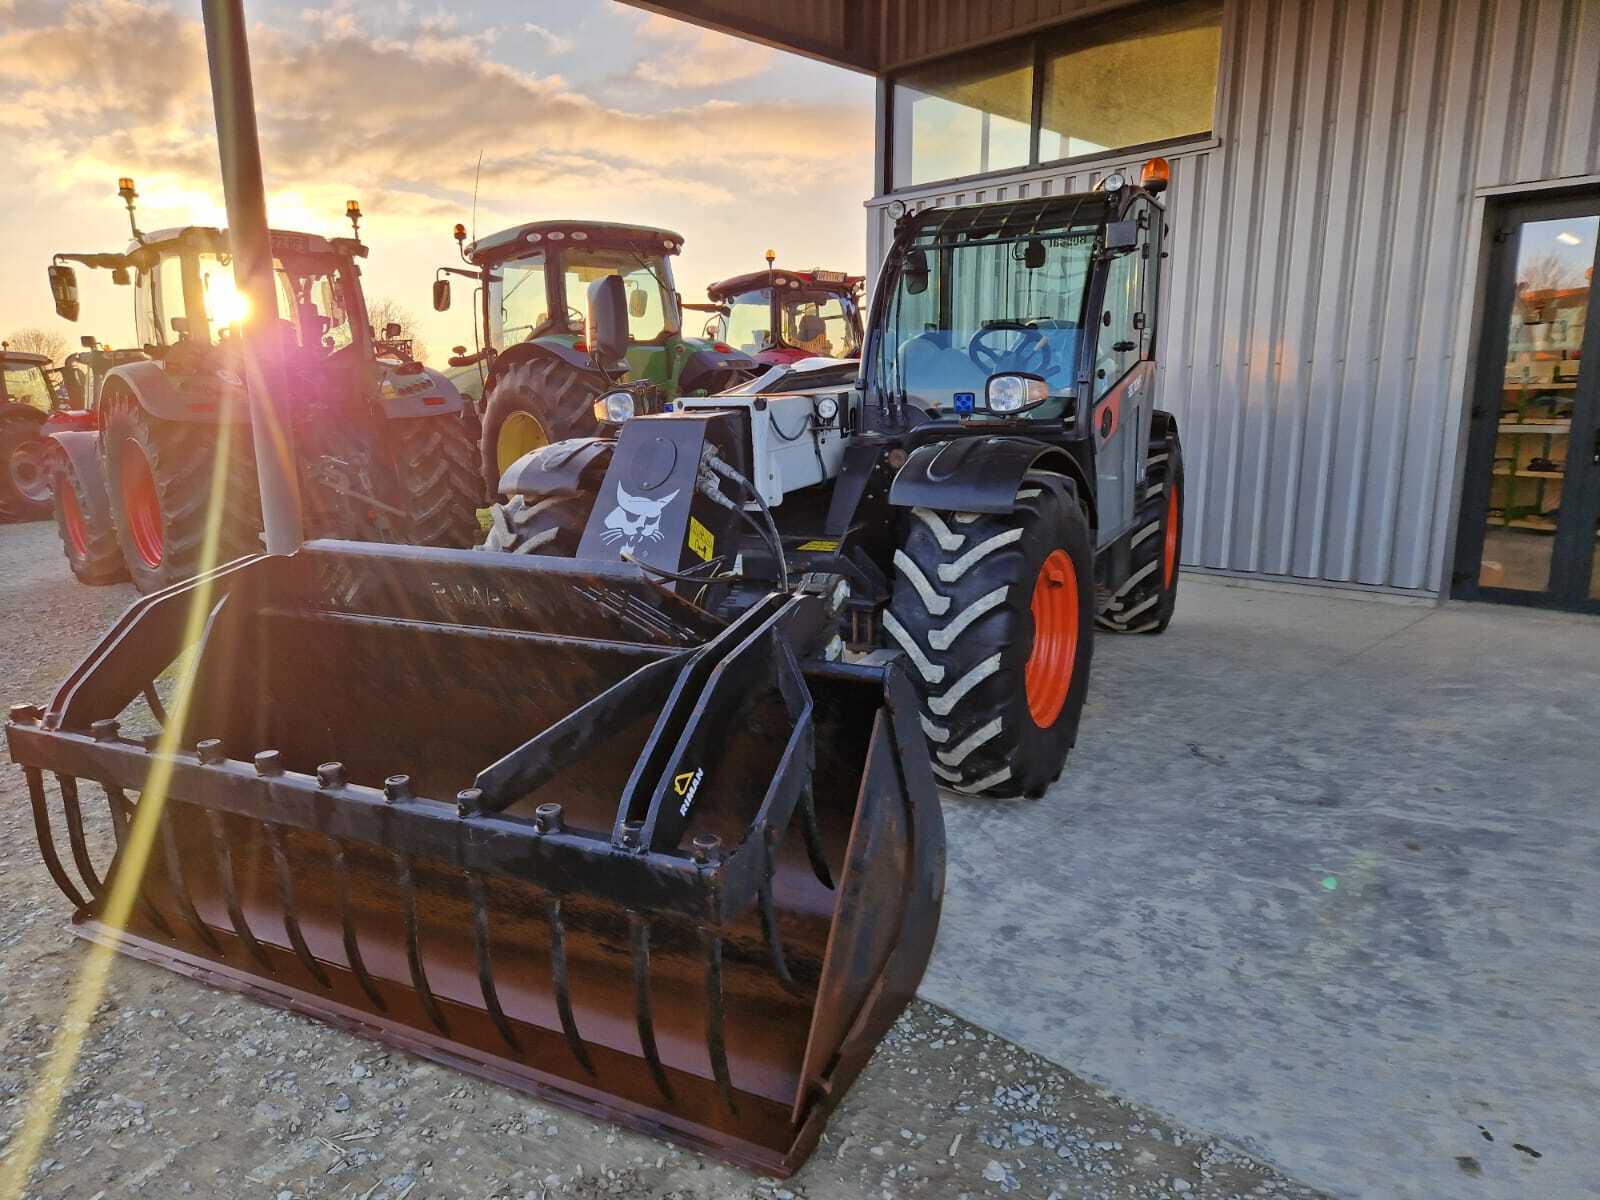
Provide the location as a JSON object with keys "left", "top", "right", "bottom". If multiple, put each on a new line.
{"left": 0, "top": 519, "right": 1328, "bottom": 1200}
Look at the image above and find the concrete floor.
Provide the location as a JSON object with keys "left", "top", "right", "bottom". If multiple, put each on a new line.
{"left": 921, "top": 576, "right": 1600, "bottom": 1200}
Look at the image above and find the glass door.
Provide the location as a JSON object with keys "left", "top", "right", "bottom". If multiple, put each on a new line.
{"left": 1455, "top": 194, "right": 1600, "bottom": 612}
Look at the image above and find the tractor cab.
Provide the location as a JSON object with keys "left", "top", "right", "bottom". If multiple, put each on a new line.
{"left": 0, "top": 350, "right": 54, "bottom": 413}
{"left": 437, "top": 219, "right": 756, "bottom": 494}
{"left": 704, "top": 263, "right": 864, "bottom": 366}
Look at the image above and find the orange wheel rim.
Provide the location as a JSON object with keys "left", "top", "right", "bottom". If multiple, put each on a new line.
{"left": 1025, "top": 548, "right": 1079, "bottom": 728}
{"left": 120, "top": 438, "right": 163, "bottom": 568}
{"left": 60, "top": 482, "right": 89, "bottom": 556}
{"left": 1162, "top": 483, "right": 1179, "bottom": 590}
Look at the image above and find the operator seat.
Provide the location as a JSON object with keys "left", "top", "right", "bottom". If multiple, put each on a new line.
{"left": 897, "top": 332, "right": 987, "bottom": 414}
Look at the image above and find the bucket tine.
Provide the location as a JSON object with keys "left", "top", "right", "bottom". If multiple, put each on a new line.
{"left": 700, "top": 928, "right": 737, "bottom": 1115}
{"left": 159, "top": 808, "right": 221, "bottom": 953}
{"left": 395, "top": 853, "right": 448, "bottom": 1033}
{"left": 629, "top": 912, "right": 673, "bottom": 1103}
{"left": 757, "top": 834, "right": 800, "bottom": 994}
{"left": 330, "top": 838, "right": 385, "bottom": 1011}
{"left": 468, "top": 872, "right": 519, "bottom": 1053}
{"left": 265, "top": 824, "right": 329, "bottom": 988}
{"left": 24, "top": 767, "right": 88, "bottom": 910}
{"left": 102, "top": 784, "right": 175, "bottom": 939}
{"left": 141, "top": 683, "right": 168, "bottom": 726}
{"left": 58, "top": 774, "right": 106, "bottom": 904}
{"left": 205, "top": 810, "right": 273, "bottom": 972}
{"left": 796, "top": 786, "right": 834, "bottom": 891}
{"left": 544, "top": 895, "right": 594, "bottom": 1075}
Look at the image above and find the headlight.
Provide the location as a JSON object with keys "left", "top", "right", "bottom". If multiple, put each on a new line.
{"left": 815, "top": 395, "right": 839, "bottom": 422}
{"left": 985, "top": 373, "right": 1049, "bottom": 414}
{"left": 592, "top": 390, "right": 635, "bottom": 424}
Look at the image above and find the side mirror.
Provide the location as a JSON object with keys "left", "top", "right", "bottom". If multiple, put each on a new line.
{"left": 1104, "top": 220, "right": 1139, "bottom": 255}
{"left": 385, "top": 321, "right": 402, "bottom": 340}
{"left": 432, "top": 278, "right": 451, "bottom": 312}
{"left": 80, "top": 334, "right": 97, "bottom": 349}
{"left": 171, "top": 316, "right": 190, "bottom": 336}
{"left": 586, "top": 275, "right": 629, "bottom": 363}
{"left": 902, "top": 248, "right": 929, "bottom": 296}
{"left": 627, "top": 287, "right": 649, "bottom": 320}
{"left": 1023, "top": 239, "right": 1046, "bottom": 269}
{"left": 111, "top": 266, "right": 131, "bottom": 286}
{"left": 48, "top": 264, "right": 80, "bottom": 322}
{"left": 452, "top": 345, "right": 467, "bottom": 355}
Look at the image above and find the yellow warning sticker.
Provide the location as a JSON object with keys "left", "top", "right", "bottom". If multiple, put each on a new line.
{"left": 687, "top": 516, "right": 715, "bottom": 561}
{"left": 797, "top": 538, "right": 840, "bottom": 552}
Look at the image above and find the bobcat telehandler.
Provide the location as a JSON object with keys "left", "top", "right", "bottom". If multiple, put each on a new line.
{"left": 42, "top": 180, "right": 480, "bottom": 591}
{"left": 432, "top": 220, "right": 757, "bottom": 496}
{"left": 484, "top": 160, "right": 1185, "bottom": 796}
{"left": 5, "top": 21, "right": 943, "bottom": 1177}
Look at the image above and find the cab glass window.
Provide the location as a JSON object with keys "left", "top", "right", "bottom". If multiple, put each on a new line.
{"left": 562, "top": 249, "right": 678, "bottom": 342}
{"left": 1095, "top": 246, "right": 1143, "bottom": 397}
{"left": 1, "top": 365, "right": 51, "bottom": 410}
{"left": 493, "top": 252, "right": 548, "bottom": 345}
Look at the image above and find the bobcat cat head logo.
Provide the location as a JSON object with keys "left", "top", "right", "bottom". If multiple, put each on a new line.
{"left": 600, "top": 484, "right": 679, "bottom": 550}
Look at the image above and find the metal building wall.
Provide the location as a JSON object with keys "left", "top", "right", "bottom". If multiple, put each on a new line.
{"left": 869, "top": 0, "right": 1600, "bottom": 592}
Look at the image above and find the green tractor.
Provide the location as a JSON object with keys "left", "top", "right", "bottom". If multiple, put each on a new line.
{"left": 434, "top": 220, "right": 757, "bottom": 497}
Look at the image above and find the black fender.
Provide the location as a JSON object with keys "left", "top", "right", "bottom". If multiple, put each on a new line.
{"left": 677, "top": 344, "right": 758, "bottom": 395}
{"left": 46, "top": 429, "right": 111, "bottom": 507}
{"left": 889, "top": 434, "right": 1095, "bottom": 527}
{"left": 497, "top": 436, "right": 614, "bottom": 498}
{"left": 105, "top": 360, "right": 248, "bottom": 423}
{"left": 483, "top": 340, "right": 608, "bottom": 399}
{"left": 377, "top": 363, "right": 466, "bottom": 419}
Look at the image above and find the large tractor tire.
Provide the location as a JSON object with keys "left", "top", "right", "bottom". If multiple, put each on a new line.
{"left": 885, "top": 474, "right": 1095, "bottom": 799}
{"left": 102, "top": 393, "right": 261, "bottom": 594}
{"left": 0, "top": 407, "right": 53, "bottom": 522}
{"left": 479, "top": 356, "right": 603, "bottom": 497}
{"left": 45, "top": 442, "right": 128, "bottom": 585}
{"left": 386, "top": 414, "right": 483, "bottom": 549}
{"left": 1098, "top": 412, "right": 1184, "bottom": 635}
{"left": 481, "top": 491, "right": 595, "bottom": 555}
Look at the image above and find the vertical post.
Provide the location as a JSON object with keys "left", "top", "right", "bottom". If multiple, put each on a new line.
{"left": 200, "top": 0, "right": 304, "bottom": 553}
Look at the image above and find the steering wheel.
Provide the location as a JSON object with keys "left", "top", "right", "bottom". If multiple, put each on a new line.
{"left": 967, "top": 321, "right": 1052, "bottom": 376}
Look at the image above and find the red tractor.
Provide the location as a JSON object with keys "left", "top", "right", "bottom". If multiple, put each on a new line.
{"left": 693, "top": 255, "right": 864, "bottom": 368}
{"left": 0, "top": 348, "right": 59, "bottom": 521}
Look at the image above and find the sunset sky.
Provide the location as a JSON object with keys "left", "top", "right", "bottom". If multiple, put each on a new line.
{"left": 0, "top": 0, "right": 875, "bottom": 358}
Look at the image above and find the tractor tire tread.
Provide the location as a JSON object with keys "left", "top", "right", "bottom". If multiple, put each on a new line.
{"left": 0, "top": 408, "right": 52, "bottom": 522}
{"left": 1097, "top": 411, "right": 1183, "bottom": 635}
{"left": 388, "top": 415, "right": 483, "bottom": 549}
{"left": 479, "top": 356, "right": 605, "bottom": 496}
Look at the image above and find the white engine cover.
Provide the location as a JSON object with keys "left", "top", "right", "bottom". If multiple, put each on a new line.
{"left": 679, "top": 388, "right": 855, "bottom": 506}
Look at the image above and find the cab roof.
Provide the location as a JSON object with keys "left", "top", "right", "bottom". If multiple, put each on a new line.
{"left": 56, "top": 227, "right": 350, "bottom": 271}
{"left": 903, "top": 192, "right": 1120, "bottom": 246}
{"left": 467, "top": 220, "right": 684, "bottom": 264}
{"left": 0, "top": 351, "right": 50, "bottom": 367}
{"left": 706, "top": 268, "right": 862, "bottom": 300}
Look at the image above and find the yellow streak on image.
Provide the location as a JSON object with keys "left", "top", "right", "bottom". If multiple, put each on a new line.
{"left": 0, "top": 417, "right": 248, "bottom": 1200}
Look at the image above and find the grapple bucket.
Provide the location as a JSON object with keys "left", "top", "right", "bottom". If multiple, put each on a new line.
{"left": 5, "top": 541, "right": 943, "bottom": 1175}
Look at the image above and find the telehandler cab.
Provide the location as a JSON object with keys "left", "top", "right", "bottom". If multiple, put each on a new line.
{"left": 43, "top": 181, "right": 480, "bottom": 591}
{"left": 487, "top": 160, "right": 1185, "bottom": 797}
{"left": 433, "top": 220, "right": 757, "bottom": 496}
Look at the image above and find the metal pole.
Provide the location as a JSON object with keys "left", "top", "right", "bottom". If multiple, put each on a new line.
{"left": 200, "top": 0, "right": 304, "bottom": 553}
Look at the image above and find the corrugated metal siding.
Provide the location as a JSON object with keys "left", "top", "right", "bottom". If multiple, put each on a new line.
{"left": 879, "top": 0, "right": 1148, "bottom": 67}
{"left": 869, "top": 0, "right": 1600, "bottom": 591}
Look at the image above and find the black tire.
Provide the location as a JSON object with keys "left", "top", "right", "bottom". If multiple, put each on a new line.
{"left": 885, "top": 473, "right": 1095, "bottom": 799}
{"left": 385, "top": 414, "right": 483, "bottom": 548}
{"left": 45, "top": 442, "right": 128, "bottom": 585}
{"left": 479, "top": 356, "right": 603, "bottom": 497}
{"left": 101, "top": 391, "right": 261, "bottom": 594}
{"left": 0, "top": 407, "right": 53, "bottom": 522}
{"left": 481, "top": 492, "right": 595, "bottom": 555}
{"left": 1098, "top": 412, "right": 1183, "bottom": 635}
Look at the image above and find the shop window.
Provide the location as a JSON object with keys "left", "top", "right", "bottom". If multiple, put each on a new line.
{"left": 891, "top": 43, "right": 1033, "bottom": 187}
{"left": 1039, "top": 0, "right": 1222, "bottom": 162}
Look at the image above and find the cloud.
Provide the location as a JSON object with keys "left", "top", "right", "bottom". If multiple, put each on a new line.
{"left": 0, "top": 0, "right": 866, "bottom": 232}
{"left": 523, "top": 22, "right": 575, "bottom": 56}
{"left": 629, "top": 11, "right": 774, "bottom": 89}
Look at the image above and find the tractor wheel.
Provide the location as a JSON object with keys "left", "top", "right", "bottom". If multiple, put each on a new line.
{"left": 479, "top": 356, "right": 603, "bottom": 497}
{"left": 45, "top": 443, "right": 128, "bottom": 585}
{"left": 0, "top": 408, "right": 53, "bottom": 522}
{"left": 481, "top": 491, "right": 595, "bottom": 555}
{"left": 385, "top": 414, "right": 483, "bottom": 548}
{"left": 885, "top": 473, "right": 1095, "bottom": 799}
{"left": 1097, "top": 412, "right": 1184, "bottom": 635}
{"left": 102, "top": 393, "right": 261, "bottom": 594}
